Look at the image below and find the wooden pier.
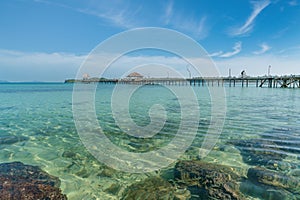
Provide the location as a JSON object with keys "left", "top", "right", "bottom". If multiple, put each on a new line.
{"left": 65, "top": 75, "right": 300, "bottom": 88}
{"left": 117, "top": 75, "right": 300, "bottom": 88}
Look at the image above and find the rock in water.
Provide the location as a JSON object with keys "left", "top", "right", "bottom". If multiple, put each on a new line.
{"left": 247, "top": 167, "right": 300, "bottom": 192}
{"left": 0, "top": 162, "right": 67, "bottom": 200}
{"left": 122, "top": 176, "right": 190, "bottom": 200}
{"left": 174, "top": 160, "right": 245, "bottom": 200}
{"left": 228, "top": 139, "right": 287, "bottom": 168}
{"left": 0, "top": 135, "right": 28, "bottom": 145}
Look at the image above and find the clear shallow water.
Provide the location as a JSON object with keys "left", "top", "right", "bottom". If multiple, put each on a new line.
{"left": 0, "top": 83, "right": 299, "bottom": 199}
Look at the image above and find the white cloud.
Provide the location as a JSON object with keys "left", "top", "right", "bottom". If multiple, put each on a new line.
{"left": 289, "top": 0, "right": 298, "bottom": 6}
{"left": 1, "top": 48, "right": 299, "bottom": 82}
{"left": 0, "top": 49, "right": 85, "bottom": 82}
{"left": 0, "top": 49, "right": 85, "bottom": 66}
{"left": 215, "top": 54, "right": 300, "bottom": 76}
{"left": 170, "top": 15, "right": 209, "bottom": 39}
{"left": 219, "top": 42, "right": 242, "bottom": 58}
{"left": 35, "top": 0, "right": 139, "bottom": 29}
{"left": 253, "top": 43, "right": 271, "bottom": 54}
{"left": 0, "top": 49, "right": 219, "bottom": 80}
{"left": 164, "top": 1, "right": 173, "bottom": 24}
{"left": 197, "top": 16, "right": 208, "bottom": 38}
{"left": 272, "top": 27, "right": 289, "bottom": 39}
{"left": 230, "top": 0, "right": 271, "bottom": 36}
{"left": 278, "top": 45, "right": 300, "bottom": 54}
{"left": 79, "top": 8, "right": 135, "bottom": 29}
{"left": 101, "top": 53, "right": 300, "bottom": 78}
{"left": 209, "top": 51, "right": 223, "bottom": 57}
{"left": 34, "top": 0, "right": 208, "bottom": 39}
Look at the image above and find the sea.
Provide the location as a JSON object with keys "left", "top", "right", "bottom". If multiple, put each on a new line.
{"left": 0, "top": 82, "right": 299, "bottom": 199}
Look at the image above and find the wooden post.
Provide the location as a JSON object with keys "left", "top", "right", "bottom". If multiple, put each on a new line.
{"left": 233, "top": 79, "right": 236, "bottom": 87}
{"left": 242, "top": 79, "right": 244, "bottom": 87}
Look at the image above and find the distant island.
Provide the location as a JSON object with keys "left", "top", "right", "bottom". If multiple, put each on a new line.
{"left": 64, "top": 72, "right": 142, "bottom": 83}
{"left": 64, "top": 77, "right": 117, "bottom": 83}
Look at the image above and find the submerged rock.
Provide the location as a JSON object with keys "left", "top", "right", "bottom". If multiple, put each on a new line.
{"left": 247, "top": 167, "right": 300, "bottom": 193}
{"left": 229, "top": 139, "right": 287, "bottom": 168}
{"left": 174, "top": 160, "right": 245, "bottom": 200}
{"left": 104, "top": 183, "right": 122, "bottom": 196}
{"left": 98, "top": 166, "right": 118, "bottom": 178}
{"left": 62, "top": 150, "right": 77, "bottom": 159}
{"left": 121, "top": 176, "right": 190, "bottom": 200}
{"left": 289, "top": 169, "right": 300, "bottom": 177}
{"left": 240, "top": 180, "right": 295, "bottom": 200}
{"left": 0, "top": 162, "right": 67, "bottom": 200}
{"left": 241, "top": 167, "right": 300, "bottom": 199}
{"left": 0, "top": 135, "right": 28, "bottom": 145}
{"left": 261, "top": 128, "right": 300, "bottom": 155}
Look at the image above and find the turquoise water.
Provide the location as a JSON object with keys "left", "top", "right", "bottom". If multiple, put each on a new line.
{"left": 0, "top": 83, "right": 299, "bottom": 199}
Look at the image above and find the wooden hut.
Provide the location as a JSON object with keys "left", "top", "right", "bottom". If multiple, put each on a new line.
{"left": 126, "top": 72, "right": 144, "bottom": 81}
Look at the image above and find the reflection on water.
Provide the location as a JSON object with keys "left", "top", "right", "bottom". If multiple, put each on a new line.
{"left": 0, "top": 83, "right": 299, "bottom": 199}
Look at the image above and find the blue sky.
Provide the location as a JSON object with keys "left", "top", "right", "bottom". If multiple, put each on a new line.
{"left": 0, "top": 0, "right": 300, "bottom": 81}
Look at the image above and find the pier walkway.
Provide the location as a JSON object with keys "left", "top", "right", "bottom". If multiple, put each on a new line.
{"left": 119, "top": 75, "right": 300, "bottom": 88}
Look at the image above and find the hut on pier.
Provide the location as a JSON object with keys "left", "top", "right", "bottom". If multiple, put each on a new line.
{"left": 126, "top": 72, "right": 144, "bottom": 81}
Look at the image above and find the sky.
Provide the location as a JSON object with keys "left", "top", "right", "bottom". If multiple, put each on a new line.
{"left": 0, "top": 0, "right": 300, "bottom": 81}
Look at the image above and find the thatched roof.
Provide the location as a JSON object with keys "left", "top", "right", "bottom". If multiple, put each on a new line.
{"left": 127, "top": 72, "right": 143, "bottom": 77}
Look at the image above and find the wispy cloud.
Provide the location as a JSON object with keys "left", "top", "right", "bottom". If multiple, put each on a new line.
{"left": 289, "top": 0, "right": 298, "bottom": 6}
{"left": 209, "top": 51, "right": 223, "bottom": 57}
{"left": 34, "top": 0, "right": 208, "bottom": 39}
{"left": 170, "top": 15, "right": 209, "bottom": 39}
{"left": 272, "top": 27, "right": 289, "bottom": 39}
{"left": 160, "top": 0, "right": 209, "bottom": 39}
{"left": 196, "top": 16, "right": 208, "bottom": 38}
{"left": 253, "top": 43, "right": 271, "bottom": 54}
{"left": 164, "top": 1, "right": 173, "bottom": 24}
{"left": 278, "top": 45, "right": 300, "bottom": 54}
{"left": 78, "top": 8, "right": 136, "bottom": 29}
{"left": 219, "top": 42, "right": 242, "bottom": 58}
{"left": 230, "top": 0, "right": 271, "bottom": 36}
{"left": 34, "top": 0, "right": 139, "bottom": 29}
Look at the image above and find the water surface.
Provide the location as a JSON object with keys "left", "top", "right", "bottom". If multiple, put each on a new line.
{"left": 0, "top": 83, "right": 299, "bottom": 199}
